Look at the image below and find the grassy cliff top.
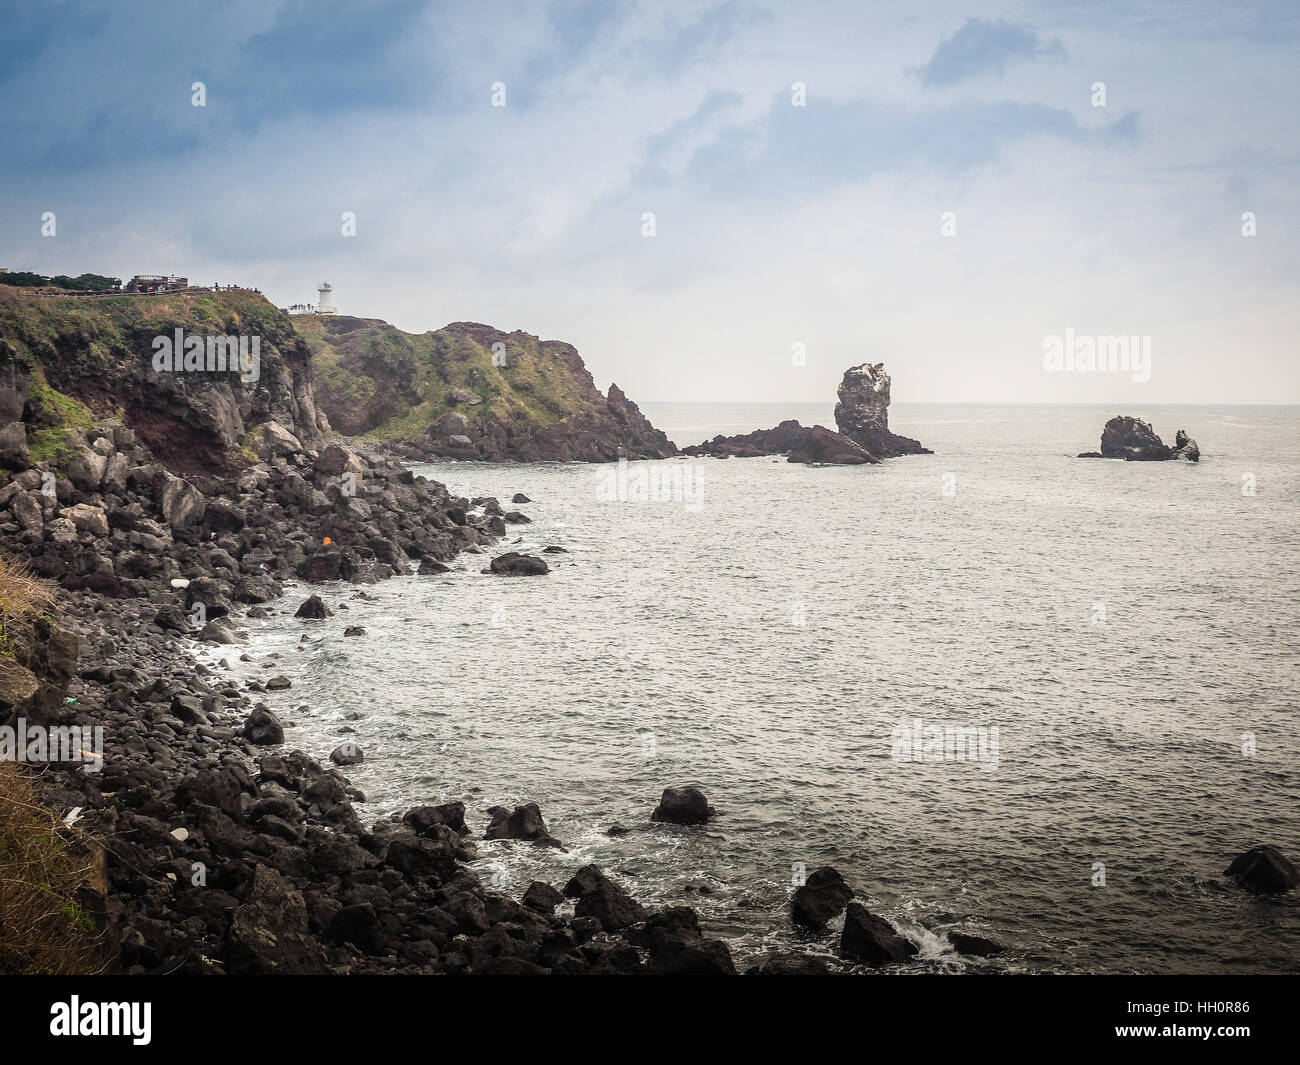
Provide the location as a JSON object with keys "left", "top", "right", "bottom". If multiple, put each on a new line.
{"left": 294, "top": 314, "right": 607, "bottom": 439}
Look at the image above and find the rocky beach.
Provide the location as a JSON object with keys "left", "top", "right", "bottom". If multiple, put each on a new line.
{"left": 0, "top": 284, "right": 985, "bottom": 975}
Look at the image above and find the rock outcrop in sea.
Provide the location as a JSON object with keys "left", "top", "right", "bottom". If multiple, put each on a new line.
{"left": 1078, "top": 415, "right": 1200, "bottom": 462}
{"left": 833, "top": 362, "right": 931, "bottom": 457}
{"left": 683, "top": 362, "right": 928, "bottom": 464}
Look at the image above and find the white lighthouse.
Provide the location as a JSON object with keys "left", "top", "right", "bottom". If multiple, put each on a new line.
{"left": 317, "top": 282, "right": 336, "bottom": 315}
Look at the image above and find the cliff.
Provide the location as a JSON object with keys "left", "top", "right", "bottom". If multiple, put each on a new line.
{"left": 297, "top": 316, "right": 675, "bottom": 462}
{"left": 0, "top": 287, "right": 326, "bottom": 485}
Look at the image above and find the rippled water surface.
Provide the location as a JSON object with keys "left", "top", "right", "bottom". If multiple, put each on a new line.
{"left": 212, "top": 403, "right": 1300, "bottom": 973}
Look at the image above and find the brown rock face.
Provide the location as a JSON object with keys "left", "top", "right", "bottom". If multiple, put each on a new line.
{"left": 1085, "top": 416, "right": 1199, "bottom": 462}
{"left": 787, "top": 425, "right": 878, "bottom": 465}
{"left": 833, "top": 363, "right": 930, "bottom": 457}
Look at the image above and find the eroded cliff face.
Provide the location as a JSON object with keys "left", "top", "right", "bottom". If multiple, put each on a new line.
{"left": 833, "top": 363, "right": 930, "bottom": 458}
{"left": 301, "top": 316, "right": 675, "bottom": 462}
{"left": 0, "top": 287, "right": 327, "bottom": 485}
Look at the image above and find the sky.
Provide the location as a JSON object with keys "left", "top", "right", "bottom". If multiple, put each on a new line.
{"left": 1, "top": 0, "right": 1297, "bottom": 405}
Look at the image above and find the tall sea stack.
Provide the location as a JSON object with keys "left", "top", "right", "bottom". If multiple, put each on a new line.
{"left": 834, "top": 363, "right": 931, "bottom": 457}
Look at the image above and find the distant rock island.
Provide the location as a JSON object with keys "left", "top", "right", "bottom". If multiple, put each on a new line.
{"left": 1078, "top": 416, "right": 1200, "bottom": 462}
{"left": 684, "top": 363, "right": 930, "bottom": 464}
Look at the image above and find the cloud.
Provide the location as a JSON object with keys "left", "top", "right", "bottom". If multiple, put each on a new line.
{"left": 918, "top": 18, "right": 1065, "bottom": 87}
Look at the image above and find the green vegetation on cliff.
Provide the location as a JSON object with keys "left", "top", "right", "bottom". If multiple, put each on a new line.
{"left": 296, "top": 315, "right": 603, "bottom": 439}
{"left": 0, "top": 285, "right": 317, "bottom": 474}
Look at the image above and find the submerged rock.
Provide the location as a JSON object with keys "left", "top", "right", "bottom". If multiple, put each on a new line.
{"left": 1224, "top": 846, "right": 1299, "bottom": 894}
{"left": 488, "top": 551, "right": 549, "bottom": 576}
{"left": 949, "top": 931, "right": 1006, "bottom": 957}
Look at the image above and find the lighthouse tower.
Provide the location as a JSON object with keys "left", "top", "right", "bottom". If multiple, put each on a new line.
{"left": 317, "top": 282, "right": 336, "bottom": 315}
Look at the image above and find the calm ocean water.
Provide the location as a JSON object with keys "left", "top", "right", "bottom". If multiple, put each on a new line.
{"left": 207, "top": 403, "right": 1300, "bottom": 973}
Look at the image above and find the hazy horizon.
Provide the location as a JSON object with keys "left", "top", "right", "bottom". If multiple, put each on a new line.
{"left": 2, "top": 0, "right": 1297, "bottom": 406}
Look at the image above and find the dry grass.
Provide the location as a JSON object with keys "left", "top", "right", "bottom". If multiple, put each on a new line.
{"left": 0, "top": 761, "right": 106, "bottom": 974}
{"left": 0, "top": 555, "right": 55, "bottom": 655}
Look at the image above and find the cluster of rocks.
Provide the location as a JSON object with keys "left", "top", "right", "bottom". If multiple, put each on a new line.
{"left": 414, "top": 382, "right": 676, "bottom": 464}
{"left": 1078, "top": 416, "right": 1200, "bottom": 462}
{"left": 684, "top": 363, "right": 930, "bottom": 465}
{"left": 784, "top": 866, "right": 1000, "bottom": 970}
{"left": 0, "top": 413, "right": 543, "bottom": 616}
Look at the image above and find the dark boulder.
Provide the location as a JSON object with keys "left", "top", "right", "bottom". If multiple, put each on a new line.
{"left": 488, "top": 551, "right": 549, "bottom": 576}
{"left": 1224, "top": 846, "right": 1299, "bottom": 894}
{"left": 759, "top": 953, "right": 832, "bottom": 975}
{"left": 787, "top": 425, "right": 879, "bottom": 466}
{"left": 485, "top": 803, "right": 562, "bottom": 847}
{"left": 328, "top": 903, "right": 388, "bottom": 955}
{"left": 563, "top": 864, "right": 646, "bottom": 931}
{"left": 791, "top": 866, "right": 854, "bottom": 930}
{"left": 225, "top": 865, "right": 329, "bottom": 974}
{"left": 295, "top": 594, "right": 332, "bottom": 619}
{"left": 840, "top": 903, "right": 917, "bottom": 967}
{"left": 650, "top": 786, "right": 713, "bottom": 825}
{"left": 242, "top": 706, "right": 285, "bottom": 746}
{"left": 511, "top": 493, "right": 532, "bottom": 503}
{"left": 949, "top": 931, "right": 1006, "bottom": 957}
{"left": 402, "top": 802, "right": 468, "bottom": 837}
{"left": 522, "top": 881, "right": 565, "bottom": 914}
{"left": 637, "top": 906, "right": 736, "bottom": 975}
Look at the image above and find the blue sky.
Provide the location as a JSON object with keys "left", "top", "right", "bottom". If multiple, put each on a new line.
{"left": 1, "top": 0, "right": 1297, "bottom": 403}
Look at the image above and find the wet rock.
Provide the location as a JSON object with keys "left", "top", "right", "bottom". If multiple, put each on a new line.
{"left": 949, "top": 931, "right": 1006, "bottom": 957}
{"left": 488, "top": 551, "right": 549, "bottom": 576}
{"left": 417, "top": 558, "right": 450, "bottom": 575}
{"left": 343, "top": 625, "right": 366, "bottom": 637}
{"left": 637, "top": 906, "right": 736, "bottom": 975}
{"left": 511, "top": 493, "right": 532, "bottom": 503}
{"left": 266, "top": 675, "right": 292, "bottom": 690}
{"left": 330, "top": 742, "right": 364, "bottom": 766}
{"left": 1224, "top": 846, "right": 1299, "bottom": 894}
{"left": 485, "top": 803, "right": 561, "bottom": 847}
{"left": 522, "top": 881, "right": 565, "bottom": 914}
{"left": 295, "top": 594, "right": 332, "bottom": 619}
{"left": 840, "top": 903, "right": 917, "bottom": 966}
{"left": 402, "top": 802, "right": 468, "bottom": 837}
{"left": 650, "top": 786, "right": 714, "bottom": 825}
{"left": 563, "top": 865, "right": 646, "bottom": 931}
{"left": 791, "top": 866, "right": 854, "bottom": 930}
{"left": 242, "top": 706, "right": 285, "bottom": 745}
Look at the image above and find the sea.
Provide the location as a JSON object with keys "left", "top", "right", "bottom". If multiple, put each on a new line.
{"left": 204, "top": 402, "right": 1300, "bottom": 973}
